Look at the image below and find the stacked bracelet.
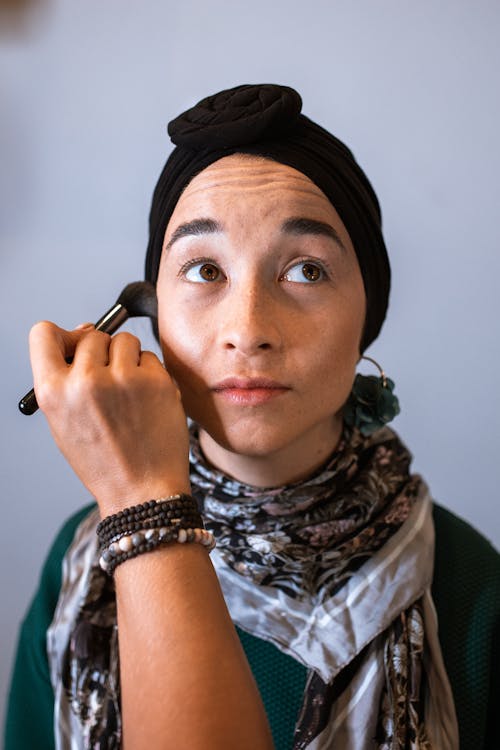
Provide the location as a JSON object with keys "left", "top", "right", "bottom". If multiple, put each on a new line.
{"left": 96, "top": 495, "right": 201, "bottom": 540}
{"left": 96, "top": 494, "right": 215, "bottom": 575}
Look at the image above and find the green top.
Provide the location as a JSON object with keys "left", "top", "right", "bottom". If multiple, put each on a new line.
{"left": 4, "top": 504, "right": 500, "bottom": 750}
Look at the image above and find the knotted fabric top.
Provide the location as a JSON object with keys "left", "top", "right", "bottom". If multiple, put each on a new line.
{"left": 168, "top": 84, "right": 302, "bottom": 149}
{"left": 145, "top": 83, "right": 391, "bottom": 350}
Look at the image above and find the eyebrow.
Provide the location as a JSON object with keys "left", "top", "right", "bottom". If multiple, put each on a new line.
{"left": 281, "top": 217, "right": 346, "bottom": 251}
{"left": 165, "top": 218, "right": 222, "bottom": 251}
{"left": 164, "top": 215, "right": 346, "bottom": 252}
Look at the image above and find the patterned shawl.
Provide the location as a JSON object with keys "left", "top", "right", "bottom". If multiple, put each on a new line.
{"left": 47, "top": 425, "right": 458, "bottom": 749}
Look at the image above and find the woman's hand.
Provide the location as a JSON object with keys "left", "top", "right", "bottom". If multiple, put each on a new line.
{"left": 30, "top": 320, "right": 275, "bottom": 750}
{"left": 29, "top": 321, "right": 191, "bottom": 514}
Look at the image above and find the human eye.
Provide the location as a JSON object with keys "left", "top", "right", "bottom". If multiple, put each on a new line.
{"left": 180, "top": 258, "right": 224, "bottom": 283}
{"left": 281, "top": 260, "right": 327, "bottom": 283}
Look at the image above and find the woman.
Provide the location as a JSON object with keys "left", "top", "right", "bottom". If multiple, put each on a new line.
{"left": 5, "top": 84, "right": 499, "bottom": 750}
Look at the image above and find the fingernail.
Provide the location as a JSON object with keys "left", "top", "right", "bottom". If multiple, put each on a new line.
{"left": 74, "top": 322, "right": 95, "bottom": 331}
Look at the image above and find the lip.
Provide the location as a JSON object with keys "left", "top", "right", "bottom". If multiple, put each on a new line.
{"left": 213, "top": 377, "right": 289, "bottom": 390}
{"left": 212, "top": 377, "right": 290, "bottom": 406}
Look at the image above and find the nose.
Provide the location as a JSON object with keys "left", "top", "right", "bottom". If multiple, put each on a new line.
{"left": 218, "top": 283, "right": 283, "bottom": 355}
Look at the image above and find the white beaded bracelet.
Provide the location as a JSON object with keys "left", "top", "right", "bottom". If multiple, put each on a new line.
{"left": 99, "top": 525, "right": 216, "bottom": 573}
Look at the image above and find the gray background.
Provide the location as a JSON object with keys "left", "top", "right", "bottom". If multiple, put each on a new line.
{"left": 1, "top": 0, "right": 499, "bottom": 730}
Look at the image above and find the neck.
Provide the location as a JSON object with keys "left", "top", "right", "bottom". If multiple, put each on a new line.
{"left": 198, "top": 419, "right": 343, "bottom": 488}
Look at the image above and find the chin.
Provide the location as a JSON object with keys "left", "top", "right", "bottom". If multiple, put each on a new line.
{"left": 198, "top": 409, "right": 341, "bottom": 462}
{"left": 206, "top": 422, "right": 291, "bottom": 457}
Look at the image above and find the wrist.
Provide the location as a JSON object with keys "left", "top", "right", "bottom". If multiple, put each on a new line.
{"left": 96, "top": 479, "right": 192, "bottom": 518}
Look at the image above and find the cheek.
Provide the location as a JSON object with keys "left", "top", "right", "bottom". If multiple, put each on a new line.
{"left": 157, "top": 300, "right": 212, "bottom": 396}
{"left": 342, "top": 275, "right": 366, "bottom": 358}
{"left": 315, "top": 289, "right": 366, "bottom": 395}
{"left": 158, "top": 309, "right": 219, "bottom": 427}
{"left": 316, "top": 332, "right": 359, "bottom": 405}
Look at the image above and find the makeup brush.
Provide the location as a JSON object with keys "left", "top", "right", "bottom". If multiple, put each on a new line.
{"left": 18, "top": 281, "right": 158, "bottom": 416}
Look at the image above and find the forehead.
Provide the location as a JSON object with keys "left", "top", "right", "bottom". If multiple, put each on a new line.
{"left": 167, "top": 154, "right": 346, "bottom": 230}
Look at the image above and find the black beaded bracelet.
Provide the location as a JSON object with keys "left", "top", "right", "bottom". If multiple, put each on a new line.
{"left": 96, "top": 494, "right": 198, "bottom": 537}
{"left": 97, "top": 496, "right": 200, "bottom": 539}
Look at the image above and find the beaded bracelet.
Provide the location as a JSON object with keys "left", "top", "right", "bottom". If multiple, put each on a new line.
{"left": 98, "top": 509, "right": 203, "bottom": 547}
{"left": 96, "top": 494, "right": 199, "bottom": 537}
{"left": 97, "top": 494, "right": 214, "bottom": 575}
{"left": 97, "top": 496, "right": 201, "bottom": 539}
{"left": 99, "top": 526, "right": 216, "bottom": 574}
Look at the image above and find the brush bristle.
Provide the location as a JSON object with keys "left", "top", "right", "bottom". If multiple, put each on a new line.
{"left": 116, "top": 281, "right": 157, "bottom": 318}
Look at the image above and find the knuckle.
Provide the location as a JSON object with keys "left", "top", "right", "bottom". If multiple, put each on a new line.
{"left": 35, "top": 376, "right": 60, "bottom": 411}
{"left": 112, "top": 366, "right": 133, "bottom": 388}
{"left": 114, "top": 331, "right": 140, "bottom": 347}
{"left": 29, "top": 319, "right": 56, "bottom": 341}
{"left": 84, "top": 329, "right": 110, "bottom": 344}
{"left": 141, "top": 350, "right": 165, "bottom": 370}
{"left": 76, "top": 369, "right": 104, "bottom": 396}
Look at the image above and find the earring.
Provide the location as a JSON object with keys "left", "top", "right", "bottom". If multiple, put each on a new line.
{"left": 343, "top": 356, "right": 400, "bottom": 436}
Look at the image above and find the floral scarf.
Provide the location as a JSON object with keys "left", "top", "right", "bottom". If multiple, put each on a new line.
{"left": 47, "top": 426, "right": 458, "bottom": 749}
{"left": 190, "top": 425, "right": 419, "bottom": 601}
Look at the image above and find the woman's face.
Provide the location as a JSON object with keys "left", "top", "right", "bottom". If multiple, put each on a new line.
{"left": 157, "top": 154, "right": 366, "bottom": 484}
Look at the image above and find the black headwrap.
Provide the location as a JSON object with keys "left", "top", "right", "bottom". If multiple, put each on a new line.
{"left": 145, "top": 83, "right": 391, "bottom": 350}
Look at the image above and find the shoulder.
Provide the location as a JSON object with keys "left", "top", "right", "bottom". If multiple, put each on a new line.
{"left": 433, "top": 503, "right": 499, "bottom": 565}
{"left": 4, "top": 503, "right": 97, "bottom": 750}
{"left": 432, "top": 500, "right": 499, "bottom": 640}
{"left": 432, "top": 502, "right": 500, "bottom": 618}
{"left": 431, "top": 503, "right": 499, "bottom": 750}
{"left": 40, "top": 502, "right": 98, "bottom": 605}
{"left": 16, "top": 501, "right": 98, "bottom": 653}
{"left": 18, "top": 500, "right": 97, "bottom": 656}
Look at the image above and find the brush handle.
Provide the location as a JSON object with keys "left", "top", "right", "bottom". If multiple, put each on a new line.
{"left": 18, "top": 305, "right": 129, "bottom": 416}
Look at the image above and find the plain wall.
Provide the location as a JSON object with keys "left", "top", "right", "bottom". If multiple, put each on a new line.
{"left": 1, "top": 0, "right": 499, "bottom": 729}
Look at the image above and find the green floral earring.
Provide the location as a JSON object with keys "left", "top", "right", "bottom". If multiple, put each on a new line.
{"left": 343, "top": 356, "right": 401, "bottom": 436}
